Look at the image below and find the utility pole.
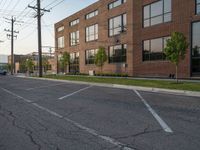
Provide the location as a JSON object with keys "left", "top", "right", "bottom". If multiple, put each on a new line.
{"left": 28, "top": 0, "right": 50, "bottom": 77}
{"left": 4, "top": 17, "right": 19, "bottom": 75}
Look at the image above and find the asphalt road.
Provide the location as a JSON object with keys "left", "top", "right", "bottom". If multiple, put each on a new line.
{"left": 0, "top": 75, "right": 200, "bottom": 150}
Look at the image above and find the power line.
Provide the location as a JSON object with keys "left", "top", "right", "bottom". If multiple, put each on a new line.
{"left": 6, "top": 0, "right": 22, "bottom": 17}
{"left": 17, "top": 27, "right": 37, "bottom": 41}
{"left": 43, "top": 0, "right": 60, "bottom": 9}
{"left": 48, "top": 0, "right": 65, "bottom": 10}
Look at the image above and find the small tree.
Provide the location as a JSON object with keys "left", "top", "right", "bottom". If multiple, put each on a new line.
{"left": 26, "top": 58, "right": 34, "bottom": 75}
{"left": 6, "top": 63, "right": 11, "bottom": 73}
{"left": 60, "top": 52, "right": 70, "bottom": 74}
{"left": 164, "top": 32, "right": 189, "bottom": 83}
{"left": 19, "top": 59, "right": 27, "bottom": 73}
{"left": 94, "top": 46, "right": 107, "bottom": 73}
{"left": 42, "top": 56, "right": 50, "bottom": 73}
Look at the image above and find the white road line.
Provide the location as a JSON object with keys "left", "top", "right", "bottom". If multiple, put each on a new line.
{"left": 26, "top": 83, "right": 66, "bottom": 91}
{"left": 58, "top": 85, "right": 93, "bottom": 100}
{"left": 133, "top": 90, "right": 173, "bottom": 133}
{"left": 1, "top": 88, "right": 134, "bottom": 150}
{"left": 1, "top": 88, "right": 32, "bottom": 103}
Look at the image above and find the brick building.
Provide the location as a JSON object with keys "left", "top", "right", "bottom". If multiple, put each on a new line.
{"left": 55, "top": 0, "right": 200, "bottom": 78}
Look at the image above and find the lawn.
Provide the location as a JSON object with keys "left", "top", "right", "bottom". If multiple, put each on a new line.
{"left": 43, "top": 75, "right": 200, "bottom": 92}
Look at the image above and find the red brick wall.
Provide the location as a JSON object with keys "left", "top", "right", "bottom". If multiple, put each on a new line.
{"left": 55, "top": 0, "right": 200, "bottom": 78}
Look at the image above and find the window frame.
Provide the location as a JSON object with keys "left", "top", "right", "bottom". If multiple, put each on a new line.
{"left": 69, "top": 19, "right": 79, "bottom": 27}
{"left": 108, "top": 13, "right": 127, "bottom": 37}
{"left": 108, "top": 44, "right": 127, "bottom": 64}
{"left": 57, "top": 36, "right": 64, "bottom": 49}
{"left": 57, "top": 26, "right": 64, "bottom": 32}
{"left": 70, "top": 31, "right": 80, "bottom": 46}
{"left": 85, "top": 10, "right": 98, "bottom": 20}
{"left": 85, "top": 24, "right": 98, "bottom": 42}
{"left": 196, "top": 0, "right": 200, "bottom": 15}
{"left": 108, "top": 0, "right": 126, "bottom": 10}
{"left": 143, "top": 0, "right": 172, "bottom": 28}
{"left": 85, "top": 49, "right": 98, "bottom": 65}
{"left": 142, "top": 36, "right": 170, "bottom": 62}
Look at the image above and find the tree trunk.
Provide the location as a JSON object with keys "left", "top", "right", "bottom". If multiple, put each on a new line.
{"left": 176, "top": 65, "right": 178, "bottom": 83}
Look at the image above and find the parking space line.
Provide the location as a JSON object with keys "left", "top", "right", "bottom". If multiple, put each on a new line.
{"left": 58, "top": 85, "right": 93, "bottom": 100}
{"left": 133, "top": 90, "right": 173, "bottom": 133}
{"left": 1, "top": 87, "right": 134, "bottom": 150}
{"left": 1, "top": 88, "right": 32, "bottom": 103}
{"left": 26, "top": 83, "right": 66, "bottom": 91}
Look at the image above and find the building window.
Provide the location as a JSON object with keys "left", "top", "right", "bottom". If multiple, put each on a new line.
{"left": 109, "top": 14, "right": 127, "bottom": 36}
{"left": 70, "top": 52, "right": 79, "bottom": 73}
{"left": 57, "top": 26, "right": 64, "bottom": 32}
{"left": 85, "top": 49, "right": 98, "bottom": 64}
{"left": 70, "top": 31, "right": 79, "bottom": 46}
{"left": 143, "top": 37, "right": 170, "bottom": 61}
{"left": 57, "top": 36, "right": 64, "bottom": 48}
{"left": 86, "top": 10, "right": 98, "bottom": 19}
{"left": 86, "top": 24, "right": 98, "bottom": 42}
{"left": 192, "top": 21, "right": 200, "bottom": 74}
{"left": 109, "top": 44, "right": 127, "bottom": 63}
{"left": 70, "top": 19, "right": 79, "bottom": 26}
{"left": 108, "top": 0, "right": 126, "bottom": 10}
{"left": 143, "top": 0, "right": 172, "bottom": 27}
{"left": 196, "top": 0, "right": 200, "bottom": 14}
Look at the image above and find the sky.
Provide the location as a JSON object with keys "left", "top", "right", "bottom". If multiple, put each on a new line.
{"left": 0, "top": 0, "right": 98, "bottom": 55}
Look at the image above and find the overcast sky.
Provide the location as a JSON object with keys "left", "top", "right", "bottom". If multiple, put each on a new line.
{"left": 0, "top": 0, "right": 98, "bottom": 55}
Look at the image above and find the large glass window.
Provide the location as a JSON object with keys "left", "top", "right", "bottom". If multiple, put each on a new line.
{"left": 86, "top": 24, "right": 98, "bottom": 42}
{"left": 143, "top": 0, "right": 171, "bottom": 27}
{"left": 69, "top": 52, "right": 79, "bottom": 73}
{"left": 109, "top": 44, "right": 127, "bottom": 63}
{"left": 86, "top": 10, "right": 98, "bottom": 19}
{"left": 109, "top": 14, "right": 127, "bottom": 36}
{"left": 143, "top": 37, "right": 170, "bottom": 61}
{"left": 197, "top": 0, "right": 200, "bottom": 14}
{"left": 192, "top": 21, "right": 200, "bottom": 74}
{"left": 108, "top": 0, "right": 126, "bottom": 10}
{"left": 57, "top": 36, "right": 64, "bottom": 49}
{"left": 70, "top": 19, "right": 79, "bottom": 26}
{"left": 70, "top": 31, "right": 79, "bottom": 46}
{"left": 85, "top": 49, "right": 98, "bottom": 64}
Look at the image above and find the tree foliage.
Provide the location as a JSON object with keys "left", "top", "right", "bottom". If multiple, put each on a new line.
{"left": 42, "top": 56, "right": 50, "bottom": 73}
{"left": 60, "top": 52, "right": 70, "bottom": 73}
{"left": 26, "top": 58, "right": 34, "bottom": 73}
{"left": 94, "top": 47, "right": 107, "bottom": 73}
{"left": 164, "top": 32, "right": 189, "bottom": 82}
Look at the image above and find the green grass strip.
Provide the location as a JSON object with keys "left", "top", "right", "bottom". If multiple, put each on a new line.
{"left": 43, "top": 75, "right": 200, "bottom": 92}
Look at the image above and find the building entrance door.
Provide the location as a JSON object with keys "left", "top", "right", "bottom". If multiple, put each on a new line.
{"left": 192, "top": 21, "right": 200, "bottom": 76}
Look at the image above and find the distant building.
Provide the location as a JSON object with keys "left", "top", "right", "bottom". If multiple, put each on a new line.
{"left": 8, "top": 55, "right": 24, "bottom": 73}
{"left": 8, "top": 52, "right": 56, "bottom": 74}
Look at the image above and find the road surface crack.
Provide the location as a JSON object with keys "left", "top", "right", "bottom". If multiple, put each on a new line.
{"left": 0, "top": 106, "right": 42, "bottom": 150}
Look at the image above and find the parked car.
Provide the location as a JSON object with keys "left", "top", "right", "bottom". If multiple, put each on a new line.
{"left": 0, "top": 68, "right": 7, "bottom": 75}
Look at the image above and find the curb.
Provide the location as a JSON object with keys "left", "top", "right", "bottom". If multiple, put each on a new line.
{"left": 17, "top": 76, "right": 200, "bottom": 98}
